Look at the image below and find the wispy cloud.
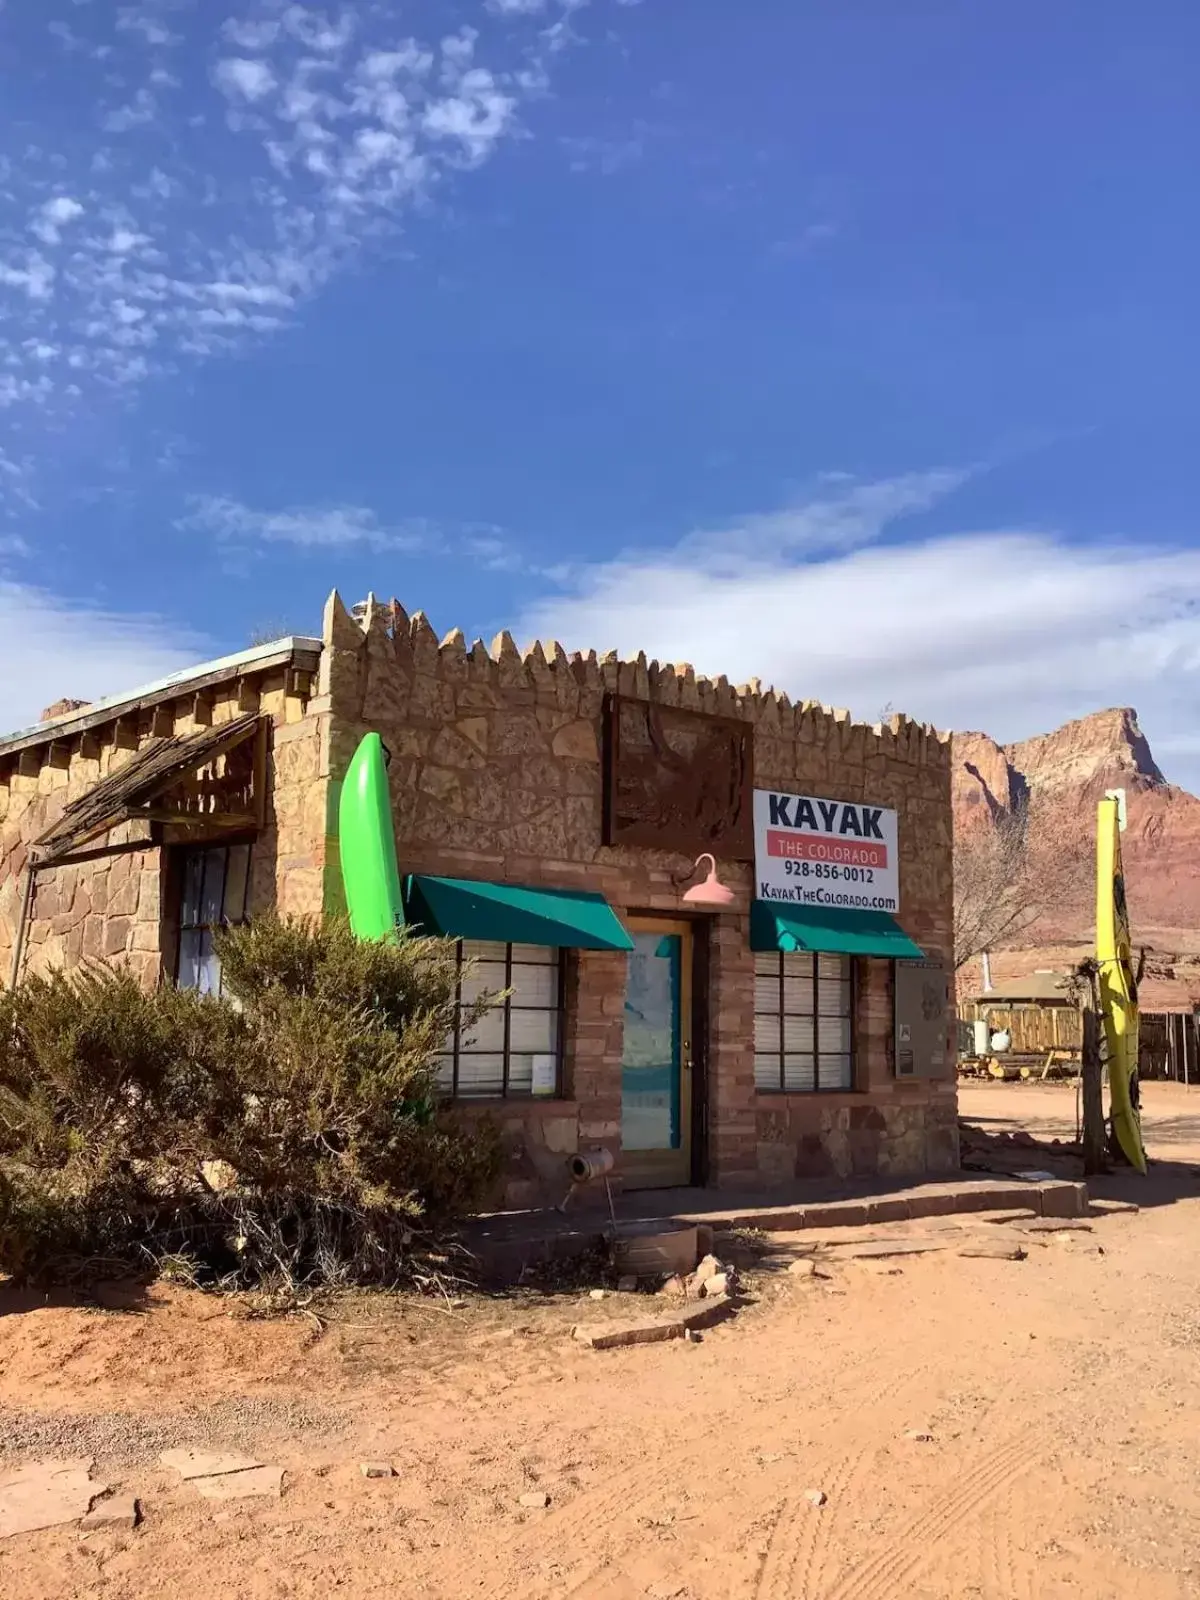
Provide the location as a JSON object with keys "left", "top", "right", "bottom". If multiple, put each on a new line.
{"left": 181, "top": 495, "right": 428, "bottom": 552}
{"left": 517, "top": 469, "right": 1200, "bottom": 789}
{"left": 213, "top": 56, "right": 277, "bottom": 102}
{"left": 0, "top": 0, "right": 633, "bottom": 485}
{"left": 553, "top": 467, "right": 971, "bottom": 582}
{"left": 31, "top": 196, "right": 86, "bottom": 247}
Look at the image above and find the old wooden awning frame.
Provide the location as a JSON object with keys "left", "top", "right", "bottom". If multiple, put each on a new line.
{"left": 31, "top": 712, "right": 267, "bottom": 868}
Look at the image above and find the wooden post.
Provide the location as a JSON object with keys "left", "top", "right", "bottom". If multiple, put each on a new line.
{"left": 1080, "top": 990, "right": 1108, "bottom": 1176}
{"left": 1184, "top": 1013, "right": 1192, "bottom": 1088}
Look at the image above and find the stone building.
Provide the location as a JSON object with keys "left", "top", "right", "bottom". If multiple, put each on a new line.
{"left": 0, "top": 591, "right": 958, "bottom": 1204}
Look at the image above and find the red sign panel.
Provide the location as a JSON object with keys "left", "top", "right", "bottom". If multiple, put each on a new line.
{"left": 765, "top": 829, "right": 889, "bottom": 870}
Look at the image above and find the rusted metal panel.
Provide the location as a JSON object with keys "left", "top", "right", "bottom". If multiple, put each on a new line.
{"left": 602, "top": 695, "right": 754, "bottom": 859}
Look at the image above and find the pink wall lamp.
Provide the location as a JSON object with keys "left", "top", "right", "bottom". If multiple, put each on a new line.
{"left": 679, "top": 853, "right": 736, "bottom": 909}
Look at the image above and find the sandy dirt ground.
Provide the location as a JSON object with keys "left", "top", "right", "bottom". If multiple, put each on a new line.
{"left": 3, "top": 1081, "right": 1200, "bottom": 1599}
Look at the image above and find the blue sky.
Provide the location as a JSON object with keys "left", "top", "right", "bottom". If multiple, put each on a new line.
{"left": 3, "top": 1, "right": 1200, "bottom": 781}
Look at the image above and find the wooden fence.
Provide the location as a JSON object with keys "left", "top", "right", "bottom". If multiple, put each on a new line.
{"left": 959, "top": 1000, "right": 1200, "bottom": 1079}
{"left": 959, "top": 1002, "right": 1081, "bottom": 1056}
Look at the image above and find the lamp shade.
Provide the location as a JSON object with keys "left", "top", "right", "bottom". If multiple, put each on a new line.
{"left": 681, "top": 854, "right": 736, "bottom": 909}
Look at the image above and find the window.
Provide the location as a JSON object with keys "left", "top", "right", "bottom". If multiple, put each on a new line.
{"left": 175, "top": 843, "right": 251, "bottom": 996}
{"left": 754, "top": 950, "right": 854, "bottom": 1092}
{"left": 436, "top": 941, "right": 564, "bottom": 1099}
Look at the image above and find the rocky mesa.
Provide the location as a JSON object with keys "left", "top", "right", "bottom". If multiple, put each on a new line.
{"left": 953, "top": 707, "right": 1200, "bottom": 1002}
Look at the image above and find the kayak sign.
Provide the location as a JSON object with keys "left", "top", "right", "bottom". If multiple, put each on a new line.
{"left": 753, "top": 789, "right": 900, "bottom": 912}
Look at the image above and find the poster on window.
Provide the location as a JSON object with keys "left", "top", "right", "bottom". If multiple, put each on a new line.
{"left": 753, "top": 789, "right": 900, "bottom": 912}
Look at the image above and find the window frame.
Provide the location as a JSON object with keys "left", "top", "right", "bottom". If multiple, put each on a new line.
{"left": 753, "top": 950, "right": 858, "bottom": 1094}
{"left": 441, "top": 940, "right": 567, "bottom": 1102}
{"left": 171, "top": 841, "right": 252, "bottom": 997}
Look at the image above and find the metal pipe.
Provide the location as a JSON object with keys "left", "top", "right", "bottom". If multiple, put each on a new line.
{"left": 9, "top": 856, "right": 39, "bottom": 989}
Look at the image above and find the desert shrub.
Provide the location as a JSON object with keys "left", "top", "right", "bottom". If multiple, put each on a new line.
{"left": 0, "top": 919, "right": 503, "bottom": 1293}
{"left": 0, "top": 964, "right": 244, "bottom": 1180}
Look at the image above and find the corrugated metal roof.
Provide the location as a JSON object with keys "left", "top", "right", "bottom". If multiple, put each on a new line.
{"left": 969, "top": 970, "right": 1074, "bottom": 1003}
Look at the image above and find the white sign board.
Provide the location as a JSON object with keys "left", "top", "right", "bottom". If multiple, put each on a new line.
{"left": 753, "top": 789, "right": 900, "bottom": 913}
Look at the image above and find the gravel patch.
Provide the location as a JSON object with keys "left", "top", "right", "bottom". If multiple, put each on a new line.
{"left": 0, "top": 1394, "right": 347, "bottom": 1467}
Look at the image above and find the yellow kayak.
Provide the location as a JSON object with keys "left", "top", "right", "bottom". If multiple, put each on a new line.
{"left": 1096, "top": 795, "right": 1147, "bottom": 1172}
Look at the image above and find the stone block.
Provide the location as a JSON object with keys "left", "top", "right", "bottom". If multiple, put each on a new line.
{"left": 573, "top": 1319, "right": 682, "bottom": 1350}
{"left": 539, "top": 1117, "right": 579, "bottom": 1155}
{"left": 757, "top": 1140, "right": 797, "bottom": 1186}
{"left": 80, "top": 1493, "right": 139, "bottom": 1531}
{"left": 907, "top": 1190, "right": 962, "bottom": 1220}
{"left": 849, "top": 1105, "right": 888, "bottom": 1132}
{"left": 1039, "top": 1181, "right": 1088, "bottom": 1219}
{"left": 551, "top": 720, "right": 599, "bottom": 762}
{"left": 953, "top": 1186, "right": 1034, "bottom": 1215}
{"left": 801, "top": 1203, "right": 869, "bottom": 1230}
{"left": 493, "top": 712, "right": 549, "bottom": 757}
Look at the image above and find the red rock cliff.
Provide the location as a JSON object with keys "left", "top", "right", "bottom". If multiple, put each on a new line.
{"left": 952, "top": 708, "right": 1200, "bottom": 956}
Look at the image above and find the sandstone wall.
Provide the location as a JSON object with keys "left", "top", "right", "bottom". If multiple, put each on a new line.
{"left": 0, "top": 668, "right": 320, "bottom": 986}
{"left": 323, "top": 592, "right": 957, "bottom": 1198}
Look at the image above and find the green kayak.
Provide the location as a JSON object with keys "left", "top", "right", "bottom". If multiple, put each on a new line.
{"left": 339, "top": 732, "right": 404, "bottom": 941}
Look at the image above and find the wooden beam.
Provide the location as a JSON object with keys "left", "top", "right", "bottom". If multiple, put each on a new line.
{"left": 47, "top": 741, "right": 71, "bottom": 771}
{"left": 150, "top": 706, "right": 173, "bottom": 738}
{"left": 191, "top": 693, "right": 213, "bottom": 727}
{"left": 17, "top": 749, "right": 40, "bottom": 778}
{"left": 79, "top": 731, "right": 101, "bottom": 760}
{"left": 253, "top": 717, "right": 268, "bottom": 829}
{"left": 138, "top": 808, "right": 258, "bottom": 829}
{"left": 113, "top": 717, "right": 139, "bottom": 751}
{"left": 36, "top": 808, "right": 138, "bottom": 864}
{"left": 40, "top": 836, "right": 157, "bottom": 870}
{"left": 236, "top": 677, "right": 261, "bottom": 715}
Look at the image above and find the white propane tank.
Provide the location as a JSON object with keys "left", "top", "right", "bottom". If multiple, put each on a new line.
{"left": 973, "top": 1019, "right": 991, "bottom": 1056}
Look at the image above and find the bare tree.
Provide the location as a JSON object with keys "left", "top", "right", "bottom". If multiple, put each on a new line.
{"left": 247, "top": 618, "right": 305, "bottom": 647}
{"left": 953, "top": 795, "right": 1092, "bottom": 971}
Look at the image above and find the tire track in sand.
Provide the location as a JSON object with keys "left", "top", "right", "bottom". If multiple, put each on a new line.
{"left": 822, "top": 1437, "right": 1037, "bottom": 1600}
{"left": 753, "top": 1445, "right": 870, "bottom": 1600}
{"left": 751, "top": 1369, "right": 920, "bottom": 1600}
{"left": 433, "top": 1429, "right": 715, "bottom": 1600}
{"left": 979, "top": 1473, "right": 1041, "bottom": 1600}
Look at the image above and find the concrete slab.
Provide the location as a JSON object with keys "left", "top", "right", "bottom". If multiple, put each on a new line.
{"left": 823, "top": 1239, "right": 951, "bottom": 1260}
{"left": 193, "top": 1467, "right": 283, "bottom": 1502}
{"left": 160, "top": 1450, "right": 262, "bottom": 1481}
{"left": 0, "top": 1459, "right": 102, "bottom": 1540}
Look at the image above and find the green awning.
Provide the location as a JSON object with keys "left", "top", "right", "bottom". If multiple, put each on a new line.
{"left": 750, "top": 901, "right": 924, "bottom": 960}
{"left": 403, "top": 875, "right": 634, "bottom": 952}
